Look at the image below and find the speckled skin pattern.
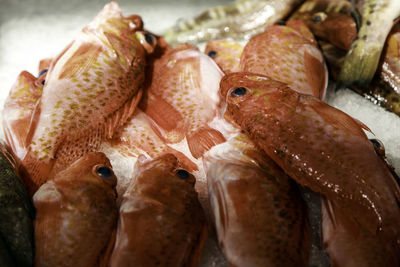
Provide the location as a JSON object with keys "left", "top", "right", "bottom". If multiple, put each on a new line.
{"left": 0, "top": 143, "right": 34, "bottom": 267}
{"left": 221, "top": 72, "right": 400, "bottom": 253}
{"left": 33, "top": 152, "right": 118, "bottom": 267}
{"left": 240, "top": 20, "right": 327, "bottom": 100}
{"left": 109, "top": 154, "right": 207, "bottom": 267}
{"left": 204, "top": 135, "right": 310, "bottom": 267}
{"left": 205, "top": 40, "right": 243, "bottom": 73}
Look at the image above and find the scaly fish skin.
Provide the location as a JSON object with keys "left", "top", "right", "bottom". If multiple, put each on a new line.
{"left": 109, "top": 153, "right": 207, "bottom": 267}
{"left": 240, "top": 20, "right": 328, "bottom": 99}
{"left": 164, "top": 0, "right": 303, "bottom": 45}
{"left": 338, "top": 0, "right": 400, "bottom": 88}
{"left": 142, "top": 44, "right": 225, "bottom": 159}
{"left": 21, "top": 2, "right": 159, "bottom": 194}
{"left": 204, "top": 135, "right": 310, "bottom": 267}
{"left": 33, "top": 152, "right": 118, "bottom": 267}
{"left": 0, "top": 143, "right": 34, "bottom": 267}
{"left": 220, "top": 72, "right": 400, "bottom": 251}
{"left": 205, "top": 39, "right": 244, "bottom": 73}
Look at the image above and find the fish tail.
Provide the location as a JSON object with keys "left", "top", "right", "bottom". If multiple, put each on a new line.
{"left": 187, "top": 127, "right": 226, "bottom": 159}
{"left": 20, "top": 151, "right": 54, "bottom": 196}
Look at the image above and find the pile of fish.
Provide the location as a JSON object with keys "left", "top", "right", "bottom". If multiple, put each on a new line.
{"left": 1, "top": 0, "right": 400, "bottom": 266}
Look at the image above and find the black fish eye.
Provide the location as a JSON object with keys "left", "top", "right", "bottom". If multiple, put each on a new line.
{"left": 208, "top": 50, "right": 217, "bottom": 58}
{"left": 176, "top": 169, "right": 190, "bottom": 179}
{"left": 145, "top": 33, "right": 154, "bottom": 45}
{"left": 39, "top": 69, "right": 48, "bottom": 76}
{"left": 41, "top": 80, "right": 45, "bottom": 85}
{"left": 96, "top": 166, "right": 113, "bottom": 179}
{"left": 312, "top": 14, "right": 322, "bottom": 22}
{"left": 370, "top": 138, "right": 385, "bottom": 156}
{"left": 276, "top": 21, "right": 286, "bottom": 26}
{"left": 231, "top": 87, "right": 247, "bottom": 97}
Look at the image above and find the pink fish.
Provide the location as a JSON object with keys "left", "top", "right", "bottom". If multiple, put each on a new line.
{"left": 220, "top": 72, "right": 400, "bottom": 252}
{"left": 205, "top": 39, "right": 243, "bottom": 73}
{"left": 240, "top": 20, "right": 328, "bottom": 99}
{"left": 141, "top": 43, "right": 226, "bottom": 159}
{"left": 14, "top": 2, "right": 160, "bottom": 194}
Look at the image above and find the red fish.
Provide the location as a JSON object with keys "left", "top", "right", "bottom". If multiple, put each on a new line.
{"left": 33, "top": 152, "right": 118, "bottom": 267}
{"left": 141, "top": 43, "right": 226, "bottom": 159}
{"left": 204, "top": 134, "right": 310, "bottom": 266}
{"left": 17, "top": 2, "right": 159, "bottom": 194}
{"left": 220, "top": 72, "right": 400, "bottom": 251}
{"left": 205, "top": 39, "right": 243, "bottom": 73}
{"left": 240, "top": 20, "right": 328, "bottom": 99}
{"left": 109, "top": 153, "right": 207, "bottom": 266}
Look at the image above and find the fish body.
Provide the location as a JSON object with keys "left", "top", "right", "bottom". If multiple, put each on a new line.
{"left": 204, "top": 134, "right": 310, "bottom": 267}
{"left": 240, "top": 20, "right": 328, "bottom": 99}
{"left": 33, "top": 152, "right": 118, "bottom": 267}
{"left": 289, "top": 0, "right": 357, "bottom": 50}
{"left": 205, "top": 39, "right": 244, "bottom": 73}
{"left": 164, "top": 0, "right": 303, "bottom": 45}
{"left": 109, "top": 153, "right": 207, "bottom": 267}
{"left": 322, "top": 198, "right": 399, "bottom": 267}
{"left": 0, "top": 142, "right": 34, "bottom": 267}
{"left": 220, "top": 72, "right": 400, "bottom": 250}
{"left": 20, "top": 2, "right": 158, "bottom": 194}
{"left": 338, "top": 0, "right": 400, "bottom": 88}
{"left": 142, "top": 44, "right": 225, "bottom": 159}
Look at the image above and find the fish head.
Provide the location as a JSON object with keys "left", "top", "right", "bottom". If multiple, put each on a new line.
{"left": 134, "top": 153, "right": 196, "bottom": 186}
{"left": 205, "top": 39, "right": 243, "bottom": 73}
{"left": 54, "top": 152, "right": 117, "bottom": 191}
{"left": 220, "top": 72, "right": 292, "bottom": 126}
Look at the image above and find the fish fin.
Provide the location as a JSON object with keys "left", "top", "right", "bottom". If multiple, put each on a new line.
{"left": 164, "top": 146, "right": 198, "bottom": 172}
{"left": 142, "top": 93, "right": 185, "bottom": 143}
{"left": 20, "top": 151, "right": 54, "bottom": 196}
{"left": 304, "top": 50, "right": 328, "bottom": 100}
{"left": 187, "top": 127, "right": 226, "bottom": 159}
{"left": 105, "top": 89, "right": 143, "bottom": 139}
{"left": 307, "top": 99, "right": 368, "bottom": 138}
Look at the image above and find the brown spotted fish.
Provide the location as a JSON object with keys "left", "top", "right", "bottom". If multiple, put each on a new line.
{"left": 141, "top": 44, "right": 225, "bottom": 159}
{"left": 240, "top": 20, "right": 328, "bottom": 99}
{"left": 203, "top": 134, "right": 310, "bottom": 267}
{"left": 19, "top": 2, "right": 159, "bottom": 194}
{"left": 220, "top": 72, "right": 400, "bottom": 252}
{"left": 109, "top": 153, "right": 207, "bottom": 267}
{"left": 33, "top": 152, "right": 118, "bottom": 267}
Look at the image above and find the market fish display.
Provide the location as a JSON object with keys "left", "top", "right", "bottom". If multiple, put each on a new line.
{"left": 141, "top": 44, "right": 225, "bottom": 159}
{"left": 33, "top": 152, "right": 118, "bottom": 267}
{"left": 338, "top": 0, "right": 400, "bottom": 88}
{"left": 220, "top": 72, "right": 400, "bottom": 251}
{"left": 240, "top": 20, "right": 328, "bottom": 99}
{"left": 109, "top": 153, "right": 207, "bottom": 267}
{"left": 204, "top": 135, "right": 310, "bottom": 267}
{"left": 164, "top": 0, "right": 303, "bottom": 45}
{"left": 19, "top": 2, "right": 158, "bottom": 195}
{"left": 0, "top": 142, "right": 34, "bottom": 267}
{"left": 205, "top": 40, "right": 243, "bottom": 73}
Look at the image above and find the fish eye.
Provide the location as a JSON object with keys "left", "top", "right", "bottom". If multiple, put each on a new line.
{"left": 41, "top": 80, "right": 45, "bottom": 85}
{"left": 231, "top": 87, "right": 247, "bottom": 97}
{"left": 207, "top": 50, "right": 217, "bottom": 58}
{"left": 175, "top": 169, "right": 190, "bottom": 179}
{"left": 370, "top": 139, "right": 385, "bottom": 156}
{"left": 136, "top": 31, "right": 157, "bottom": 54}
{"left": 276, "top": 21, "right": 286, "bottom": 26}
{"left": 93, "top": 165, "right": 114, "bottom": 179}
{"left": 312, "top": 12, "right": 327, "bottom": 23}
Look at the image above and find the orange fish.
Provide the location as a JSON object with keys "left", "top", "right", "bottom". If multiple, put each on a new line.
{"left": 220, "top": 72, "right": 400, "bottom": 251}
{"left": 109, "top": 153, "right": 207, "bottom": 267}
{"left": 33, "top": 152, "right": 118, "bottom": 267}
{"left": 141, "top": 43, "right": 226, "bottom": 159}
{"left": 204, "top": 39, "right": 243, "bottom": 73}
{"left": 19, "top": 2, "right": 159, "bottom": 194}
{"left": 240, "top": 20, "right": 328, "bottom": 99}
{"left": 204, "top": 134, "right": 310, "bottom": 266}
